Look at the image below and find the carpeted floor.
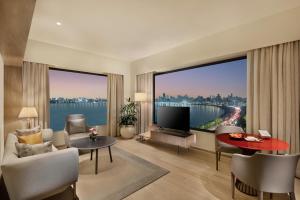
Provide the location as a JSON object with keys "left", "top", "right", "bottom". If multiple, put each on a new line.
{"left": 50, "top": 147, "right": 169, "bottom": 200}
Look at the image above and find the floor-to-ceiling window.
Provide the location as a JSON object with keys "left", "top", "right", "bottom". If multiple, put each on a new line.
{"left": 49, "top": 69, "right": 107, "bottom": 131}
{"left": 154, "top": 57, "right": 247, "bottom": 132}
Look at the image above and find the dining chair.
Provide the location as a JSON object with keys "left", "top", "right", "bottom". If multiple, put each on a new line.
{"left": 231, "top": 153, "right": 300, "bottom": 200}
{"left": 215, "top": 125, "right": 244, "bottom": 170}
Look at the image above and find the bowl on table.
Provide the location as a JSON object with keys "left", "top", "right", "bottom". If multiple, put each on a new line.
{"left": 228, "top": 133, "right": 245, "bottom": 140}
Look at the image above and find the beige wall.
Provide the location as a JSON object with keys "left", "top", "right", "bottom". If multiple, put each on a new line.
{"left": 24, "top": 40, "right": 133, "bottom": 99}
{"left": 4, "top": 66, "right": 23, "bottom": 138}
{"left": 0, "top": 54, "right": 4, "bottom": 167}
{"left": 131, "top": 7, "right": 300, "bottom": 151}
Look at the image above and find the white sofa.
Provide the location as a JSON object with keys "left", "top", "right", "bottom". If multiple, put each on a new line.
{"left": 1, "top": 129, "right": 79, "bottom": 200}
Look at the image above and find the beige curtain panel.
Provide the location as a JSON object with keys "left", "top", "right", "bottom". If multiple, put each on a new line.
{"left": 107, "top": 73, "right": 124, "bottom": 137}
{"left": 136, "top": 72, "right": 154, "bottom": 134}
{"left": 247, "top": 40, "right": 300, "bottom": 154}
{"left": 22, "top": 62, "right": 50, "bottom": 128}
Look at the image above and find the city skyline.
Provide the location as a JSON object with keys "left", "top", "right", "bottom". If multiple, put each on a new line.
{"left": 49, "top": 70, "right": 107, "bottom": 98}
{"left": 155, "top": 59, "right": 247, "bottom": 98}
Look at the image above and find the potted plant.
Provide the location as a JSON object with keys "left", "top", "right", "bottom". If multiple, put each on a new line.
{"left": 119, "top": 98, "right": 137, "bottom": 139}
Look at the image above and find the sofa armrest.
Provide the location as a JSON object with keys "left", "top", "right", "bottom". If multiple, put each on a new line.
{"left": 1, "top": 148, "right": 79, "bottom": 200}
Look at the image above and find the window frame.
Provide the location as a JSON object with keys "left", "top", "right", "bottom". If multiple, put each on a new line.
{"left": 49, "top": 67, "right": 108, "bottom": 130}
{"left": 152, "top": 56, "right": 247, "bottom": 133}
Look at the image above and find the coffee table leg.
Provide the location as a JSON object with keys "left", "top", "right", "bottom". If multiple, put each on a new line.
{"left": 108, "top": 146, "right": 113, "bottom": 162}
{"left": 95, "top": 149, "right": 98, "bottom": 174}
{"left": 90, "top": 150, "right": 93, "bottom": 161}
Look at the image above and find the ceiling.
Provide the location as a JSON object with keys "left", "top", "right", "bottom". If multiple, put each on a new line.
{"left": 29, "top": 0, "right": 300, "bottom": 61}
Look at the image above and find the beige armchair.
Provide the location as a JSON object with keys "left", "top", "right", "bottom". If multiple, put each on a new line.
{"left": 64, "top": 114, "right": 91, "bottom": 147}
{"left": 231, "top": 153, "right": 300, "bottom": 200}
{"left": 215, "top": 125, "right": 244, "bottom": 170}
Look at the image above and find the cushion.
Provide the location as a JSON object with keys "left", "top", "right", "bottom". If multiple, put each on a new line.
{"left": 15, "top": 141, "right": 53, "bottom": 158}
{"left": 16, "top": 126, "right": 41, "bottom": 136}
{"left": 67, "top": 118, "right": 86, "bottom": 134}
{"left": 17, "top": 132, "right": 43, "bottom": 144}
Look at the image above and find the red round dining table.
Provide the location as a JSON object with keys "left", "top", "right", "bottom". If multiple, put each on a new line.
{"left": 216, "top": 133, "right": 289, "bottom": 197}
{"left": 216, "top": 133, "right": 289, "bottom": 152}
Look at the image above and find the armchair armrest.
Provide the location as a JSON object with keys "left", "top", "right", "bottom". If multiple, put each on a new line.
{"left": 1, "top": 148, "right": 79, "bottom": 200}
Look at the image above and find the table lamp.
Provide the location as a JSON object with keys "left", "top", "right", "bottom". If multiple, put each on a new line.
{"left": 18, "top": 107, "right": 38, "bottom": 128}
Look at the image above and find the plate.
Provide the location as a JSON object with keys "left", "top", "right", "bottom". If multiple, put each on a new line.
{"left": 244, "top": 136, "right": 262, "bottom": 142}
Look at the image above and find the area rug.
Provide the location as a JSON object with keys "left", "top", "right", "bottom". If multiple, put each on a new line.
{"left": 75, "top": 147, "right": 168, "bottom": 200}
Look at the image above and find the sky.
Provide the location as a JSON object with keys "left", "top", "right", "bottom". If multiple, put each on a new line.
{"left": 155, "top": 59, "right": 247, "bottom": 98}
{"left": 49, "top": 70, "right": 107, "bottom": 98}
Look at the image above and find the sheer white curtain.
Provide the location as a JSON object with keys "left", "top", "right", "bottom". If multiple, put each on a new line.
{"left": 22, "top": 62, "right": 50, "bottom": 128}
{"left": 107, "top": 73, "right": 124, "bottom": 137}
{"left": 136, "top": 72, "right": 154, "bottom": 133}
{"left": 247, "top": 40, "right": 300, "bottom": 177}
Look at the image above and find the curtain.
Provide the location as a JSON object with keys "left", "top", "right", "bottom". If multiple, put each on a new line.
{"left": 136, "top": 72, "right": 154, "bottom": 133}
{"left": 247, "top": 40, "right": 300, "bottom": 154}
{"left": 22, "top": 62, "right": 50, "bottom": 128}
{"left": 107, "top": 74, "right": 124, "bottom": 137}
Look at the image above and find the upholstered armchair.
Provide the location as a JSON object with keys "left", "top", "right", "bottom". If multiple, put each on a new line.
{"left": 64, "top": 114, "right": 91, "bottom": 147}
{"left": 231, "top": 153, "right": 300, "bottom": 200}
{"left": 215, "top": 125, "right": 244, "bottom": 170}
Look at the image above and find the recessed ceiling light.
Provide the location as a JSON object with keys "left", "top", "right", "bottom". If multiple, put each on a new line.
{"left": 56, "top": 22, "right": 62, "bottom": 26}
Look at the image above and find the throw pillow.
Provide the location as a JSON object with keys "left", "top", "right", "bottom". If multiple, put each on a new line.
{"left": 16, "top": 126, "right": 41, "bottom": 136}
{"left": 17, "top": 132, "right": 43, "bottom": 144}
{"left": 67, "top": 118, "right": 86, "bottom": 134}
{"left": 15, "top": 141, "right": 52, "bottom": 158}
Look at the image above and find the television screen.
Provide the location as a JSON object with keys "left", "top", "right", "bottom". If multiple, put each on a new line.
{"left": 157, "top": 106, "right": 190, "bottom": 132}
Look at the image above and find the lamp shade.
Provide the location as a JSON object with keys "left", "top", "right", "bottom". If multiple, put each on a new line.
{"left": 18, "top": 107, "right": 38, "bottom": 118}
{"left": 135, "top": 92, "right": 147, "bottom": 102}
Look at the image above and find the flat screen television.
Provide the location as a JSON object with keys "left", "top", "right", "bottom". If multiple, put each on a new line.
{"left": 157, "top": 106, "right": 190, "bottom": 134}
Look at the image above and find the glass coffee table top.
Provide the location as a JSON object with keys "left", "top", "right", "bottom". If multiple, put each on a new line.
{"left": 70, "top": 136, "right": 116, "bottom": 150}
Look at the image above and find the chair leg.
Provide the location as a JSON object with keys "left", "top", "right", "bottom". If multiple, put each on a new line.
{"left": 258, "top": 191, "right": 263, "bottom": 200}
{"left": 231, "top": 173, "right": 235, "bottom": 199}
{"left": 289, "top": 192, "right": 296, "bottom": 200}
{"left": 73, "top": 182, "right": 77, "bottom": 200}
{"left": 216, "top": 151, "right": 219, "bottom": 171}
{"left": 218, "top": 152, "right": 221, "bottom": 161}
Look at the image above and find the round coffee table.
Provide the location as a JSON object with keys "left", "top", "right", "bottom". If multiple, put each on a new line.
{"left": 70, "top": 136, "right": 117, "bottom": 174}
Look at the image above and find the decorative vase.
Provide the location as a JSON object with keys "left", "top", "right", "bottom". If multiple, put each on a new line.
{"left": 120, "top": 125, "right": 136, "bottom": 139}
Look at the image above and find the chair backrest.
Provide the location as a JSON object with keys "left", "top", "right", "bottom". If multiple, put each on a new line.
{"left": 65, "top": 114, "right": 87, "bottom": 134}
{"left": 215, "top": 125, "right": 244, "bottom": 149}
{"left": 232, "top": 153, "right": 300, "bottom": 193}
{"left": 215, "top": 125, "right": 244, "bottom": 135}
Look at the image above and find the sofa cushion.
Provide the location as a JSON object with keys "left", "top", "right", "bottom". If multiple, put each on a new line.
{"left": 15, "top": 141, "right": 53, "bottom": 158}
{"left": 67, "top": 118, "right": 86, "bottom": 134}
{"left": 16, "top": 126, "right": 41, "bottom": 136}
{"left": 17, "top": 132, "right": 43, "bottom": 144}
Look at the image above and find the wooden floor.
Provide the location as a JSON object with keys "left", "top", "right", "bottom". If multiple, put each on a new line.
{"left": 115, "top": 138, "right": 300, "bottom": 200}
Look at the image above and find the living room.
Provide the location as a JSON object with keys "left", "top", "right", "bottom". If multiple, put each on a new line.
{"left": 0, "top": 0, "right": 300, "bottom": 200}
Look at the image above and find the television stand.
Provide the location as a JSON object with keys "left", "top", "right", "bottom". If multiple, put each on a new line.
{"left": 150, "top": 127, "right": 196, "bottom": 153}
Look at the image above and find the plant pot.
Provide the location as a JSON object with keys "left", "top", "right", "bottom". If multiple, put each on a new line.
{"left": 120, "top": 125, "right": 136, "bottom": 139}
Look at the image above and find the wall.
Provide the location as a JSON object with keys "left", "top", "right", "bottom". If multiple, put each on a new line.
{"left": 4, "top": 66, "right": 23, "bottom": 138}
{"left": 131, "top": 7, "right": 300, "bottom": 151}
{"left": 24, "top": 39, "right": 133, "bottom": 98}
{"left": 0, "top": 54, "right": 4, "bottom": 168}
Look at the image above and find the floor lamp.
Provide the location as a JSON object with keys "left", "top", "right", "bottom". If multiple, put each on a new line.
{"left": 135, "top": 92, "right": 147, "bottom": 134}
